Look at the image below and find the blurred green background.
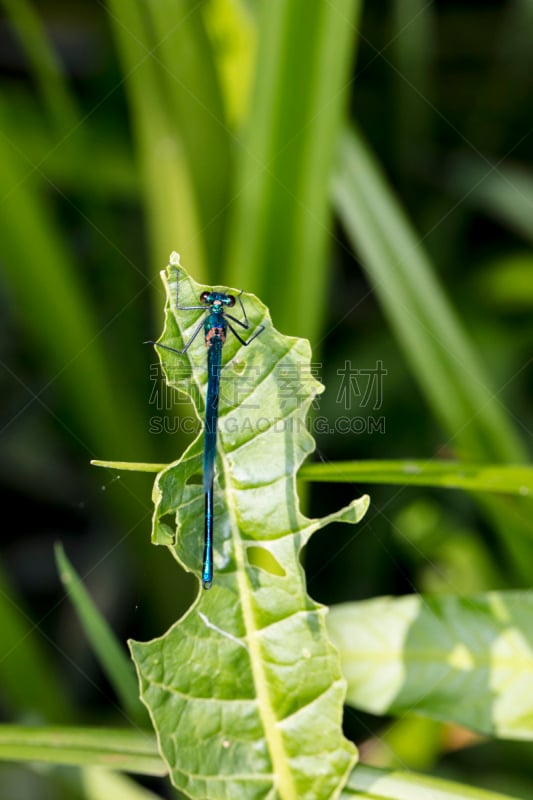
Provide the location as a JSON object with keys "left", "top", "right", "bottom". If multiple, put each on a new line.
{"left": 0, "top": 0, "right": 532, "bottom": 797}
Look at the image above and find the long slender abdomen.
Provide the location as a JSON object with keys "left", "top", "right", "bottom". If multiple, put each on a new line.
{"left": 203, "top": 334, "right": 223, "bottom": 491}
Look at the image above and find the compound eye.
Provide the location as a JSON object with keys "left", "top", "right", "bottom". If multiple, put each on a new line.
{"left": 227, "top": 295, "right": 236, "bottom": 307}
{"left": 200, "top": 291, "right": 210, "bottom": 303}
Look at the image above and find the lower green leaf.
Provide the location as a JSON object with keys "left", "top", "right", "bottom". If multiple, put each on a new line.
{"left": 328, "top": 592, "right": 533, "bottom": 740}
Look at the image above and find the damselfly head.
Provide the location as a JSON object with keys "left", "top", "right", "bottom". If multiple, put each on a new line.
{"left": 200, "top": 291, "right": 236, "bottom": 308}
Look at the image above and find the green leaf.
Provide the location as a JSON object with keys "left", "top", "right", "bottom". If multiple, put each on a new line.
{"left": 130, "top": 259, "right": 369, "bottom": 799}
{"left": 342, "top": 764, "right": 524, "bottom": 800}
{"left": 0, "top": 726, "right": 164, "bottom": 775}
{"left": 55, "top": 544, "right": 147, "bottom": 726}
{"left": 300, "top": 460, "right": 533, "bottom": 496}
{"left": 327, "top": 592, "right": 533, "bottom": 740}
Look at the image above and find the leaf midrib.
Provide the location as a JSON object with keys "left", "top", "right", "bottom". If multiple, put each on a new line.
{"left": 224, "top": 459, "right": 298, "bottom": 800}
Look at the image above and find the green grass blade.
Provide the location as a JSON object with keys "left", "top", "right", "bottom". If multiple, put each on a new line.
{"left": 226, "top": 0, "right": 362, "bottom": 341}
{"left": 342, "top": 764, "right": 525, "bottom": 800}
{"left": 105, "top": 0, "right": 206, "bottom": 275}
{"left": 0, "top": 725, "right": 519, "bottom": 799}
{"left": 332, "top": 125, "right": 533, "bottom": 577}
{"left": 202, "top": 0, "right": 257, "bottom": 128}
{"left": 91, "top": 460, "right": 167, "bottom": 473}
{"left": 130, "top": 259, "right": 370, "bottom": 798}
{"left": 55, "top": 545, "right": 146, "bottom": 727}
{"left": 81, "top": 768, "right": 166, "bottom": 800}
{"left": 328, "top": 591, "right": 533, "bottom": 740}
{"left": 0, "top": 565, "right": 71, "bottom": 722}
{"left": 446, "top": 154, "right": 533, "bottom": 246}
{"left": 390, "top": 0, "right": 435, "bottom": 169}
{"left": 0, "top": 726, "right": 164, "bottom": 775}
{"left": 0, "top": 125, "right": 149, "bottom": 461}
{"left": 144, "top": 0, "right": 231, "bottom": 278}
{"left": 0, "top": 0, "right": 80, "bottom": 134}
{"left": 333, "top": 124, "right": 526, "bottom": 464}
{"left": 300, "top": 460, "right": 533, "bottom": 495}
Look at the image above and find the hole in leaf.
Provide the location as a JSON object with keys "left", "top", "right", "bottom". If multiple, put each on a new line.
{"left": 186, "top": 473, "right": 203, "bottom": 486}
{"left": 246, "top": 546, "right": 286, "bottom": 577}
{"left": 155, "top": 517, "right": 175, "bottom": 545}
